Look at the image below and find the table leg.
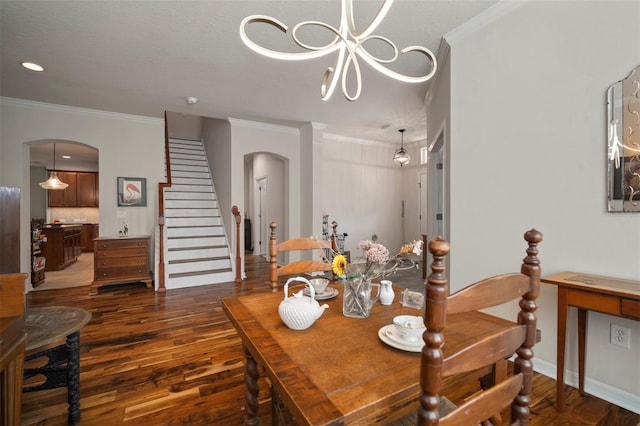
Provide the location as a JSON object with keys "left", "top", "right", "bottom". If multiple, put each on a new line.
{"left": 66, "top": 331, "right": 81, "bottom": 425}
{"left": 577, "top": 308, "right": 587, "bottom": 396}
{"left": 556, "top": 287, "right": 568, "bottom": 411}
{"left": 243, "top": 345, "right": 260, "bottom": 426}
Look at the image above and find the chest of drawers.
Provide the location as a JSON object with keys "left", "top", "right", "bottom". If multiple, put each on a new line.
{"left": 92, "top": 236, "right": 153, "bottom": 294}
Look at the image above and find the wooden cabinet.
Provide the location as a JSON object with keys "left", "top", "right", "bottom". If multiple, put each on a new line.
{"left": 92, "top": 236, "right": 153, "bottom": 293}
{"left": 77, "top": 172, "right": 99, "bottom": 207}
{"left": 48, "top": 171, "right": 98, "bottom": 207}
{"left": 47, "top": 172, "right": 77, "bottom": 207}
{"left": 81, "top": 224, "right": 99, "bottom": 253}
{"left": 42, "top": 226, "right": 82, "bottom": 271}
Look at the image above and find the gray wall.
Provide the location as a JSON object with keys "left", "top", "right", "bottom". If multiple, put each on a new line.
{"left": 441, "top": 0, "right": 640, "bottom": 411}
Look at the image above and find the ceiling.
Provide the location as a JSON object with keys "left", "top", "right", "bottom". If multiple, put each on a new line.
{"left": 2, "top": 0, "right": 500, "bottom": 164}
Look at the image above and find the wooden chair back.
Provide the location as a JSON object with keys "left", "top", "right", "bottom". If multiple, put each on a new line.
{"left": 418, "top": 229, "right": 542, "bottom": 426}
{"left": 268, "top": 222, "right": 332, "bottom": 292}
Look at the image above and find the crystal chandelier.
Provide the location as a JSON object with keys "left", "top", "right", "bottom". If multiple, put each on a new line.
{"left": 393, "top": 128, "right": 410, "bottom": 167}
{"left": 39, "top": 143, "right": 69, "bottom": 190}
{"left": 239, "top": 0, "right": 437, "bottom": 101}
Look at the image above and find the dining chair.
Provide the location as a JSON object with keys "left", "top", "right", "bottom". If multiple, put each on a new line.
{"left": 390, "top": 228, "right": 543, "bottom": 426}
{"left": 268, "top": 221, "right": 333, "bottom": 292}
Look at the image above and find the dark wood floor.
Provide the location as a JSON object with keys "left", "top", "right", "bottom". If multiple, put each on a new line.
{"left": 22, "top": 255, "right": 639, "bottom": 425}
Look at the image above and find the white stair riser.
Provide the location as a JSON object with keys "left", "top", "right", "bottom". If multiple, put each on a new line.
{"left": 165, "top": 208, "right": 220, "bottom": 218}
{"left": 170, "top": 170, "right": 210, "bottom": 179}
{"left": 166, "top": 217, "right": 222, "bottom": 227}
{"left": 170, "top": 165, "right": 210, "bottom": 174}
{"left": 165, "top": 199, "right": 218, "bottom": 209}
{"left": 163, "top": 191, "right": 215, "bottom": 200}
{"left": 170, "top": 159, "right": 208, "bottom": 168}
{"left": 165, "top": 271, "right": 235, "bottom": 289}
{"left": 169, "top": 144, "right": 204, "bottom": 155}
{"left": 168, "top": 258, "right": 232, "bottom": 274}
{"left": 171, "top": 154, "right": 208, "bottom": 163}
{"left": 165, "top": 184, "right": 213, "bottom": 193}
{"left": 168, "top": 247, "right": 229, "bottom": 260}
{"left": 166, "top": 227, "right": 225, "bottom": 238}
{"left": 171, "top": 177, "right": 212, "bottom": 186}
{"left": 166, "top": 184, "right": 213, "bottom": 198}
{"left": 168, "top": 236, "right": 227, "bottom": 249}
{"left": 169, "top": 138, "right": 201, "bottom": 146}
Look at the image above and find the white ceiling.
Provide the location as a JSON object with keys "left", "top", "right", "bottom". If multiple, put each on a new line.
{"left": 2, "top": 0, "right": 499, "bottom": 165}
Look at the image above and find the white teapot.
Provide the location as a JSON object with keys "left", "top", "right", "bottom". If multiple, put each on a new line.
{"left": 278, "top": 277, "right": 329, "bottom": 330}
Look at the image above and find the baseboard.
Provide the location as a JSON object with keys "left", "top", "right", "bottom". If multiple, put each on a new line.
{"left": 533, "top": 357, "right": 640, "bottom": 414}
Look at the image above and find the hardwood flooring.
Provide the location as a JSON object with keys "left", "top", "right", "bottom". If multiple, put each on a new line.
{"left": 22, "top": 255, "right": 639, "bottom": 425}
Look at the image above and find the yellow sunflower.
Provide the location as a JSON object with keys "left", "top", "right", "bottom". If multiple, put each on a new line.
{"left": 332, "top": 254, "right": 347, "bottom": 277}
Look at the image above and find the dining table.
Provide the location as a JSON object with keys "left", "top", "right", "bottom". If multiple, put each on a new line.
{"left": 222, "top": 282, "right": 519, "bottom": 425}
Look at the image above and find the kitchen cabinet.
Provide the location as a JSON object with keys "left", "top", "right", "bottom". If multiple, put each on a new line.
{"left": 42, "top": 225, "right": 82, "bottom": 271}
{"left": 92, "top": 236, "right": 152, "bottom": 293}
{"left": 47, "top": 172, "right": 77, "bottom": 207}
{"left": 81, "top": 224, "right": 99, "bottom": 253}
{"left": 77, "top": 172, "right": 99, "bottom": 207}
{"left": 48, "top": 171, "right": 98, "bottom": 208}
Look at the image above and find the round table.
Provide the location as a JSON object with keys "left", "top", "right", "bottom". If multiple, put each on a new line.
{"left": 24, "top": 307, "right": 91, "bottom": 425}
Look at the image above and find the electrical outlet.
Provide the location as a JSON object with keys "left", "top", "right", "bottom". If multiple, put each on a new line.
{"left": 610, "top": 323, "right": 631, "bottom": 349}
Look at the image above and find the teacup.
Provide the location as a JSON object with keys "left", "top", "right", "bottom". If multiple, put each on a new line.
{"left": 392, "top": 315, "right": 425, "bottom": 342}
{"left": 308, "top": 277, "right": 330, "bottom": 295}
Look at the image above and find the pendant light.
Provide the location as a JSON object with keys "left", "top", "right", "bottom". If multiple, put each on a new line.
{"left": 393, "top": 129, "right": 410, "bottom": 167}
{"left": 39, "top": 143, "right": 69, "bottom": 190}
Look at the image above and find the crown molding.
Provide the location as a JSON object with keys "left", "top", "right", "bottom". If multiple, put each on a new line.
{"left": 0, "top": 97, "right": 163, "bottom": 125}
{"left": 227, "top": 117, "right": 300, "bottom": 135}
{"left": 444, "top": 0, "right": 527, "bottom": 45}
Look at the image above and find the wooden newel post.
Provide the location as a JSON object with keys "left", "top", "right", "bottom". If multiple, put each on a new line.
{"left": 232, "top": 206, "right": 242, "bottom": 283}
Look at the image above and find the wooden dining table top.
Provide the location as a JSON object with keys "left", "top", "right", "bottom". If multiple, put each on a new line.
{"left": 222, "top": 283, "right": 516, "bottom": 425}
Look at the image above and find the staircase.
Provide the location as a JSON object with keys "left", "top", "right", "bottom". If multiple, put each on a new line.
{"left": 163, "top": 138, "right": 234, "bottom": 289}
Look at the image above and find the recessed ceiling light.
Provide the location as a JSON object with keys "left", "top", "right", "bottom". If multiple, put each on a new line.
{"left": 62, "top": 155, "right": 71, "bottom": 159}
{"left": 21, "top": 61, "right": 44, "bottom": 72}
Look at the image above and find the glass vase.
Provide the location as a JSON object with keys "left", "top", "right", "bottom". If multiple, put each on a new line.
{"left": 342, "top": 276, "right": 379, "bottom": 319}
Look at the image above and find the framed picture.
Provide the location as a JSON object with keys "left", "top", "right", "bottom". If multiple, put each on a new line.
{"left": 117, "top": 177, "right": 147, "bottom": 207}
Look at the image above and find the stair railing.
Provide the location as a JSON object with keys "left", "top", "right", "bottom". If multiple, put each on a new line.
{"left": 157, "top": 111, "right": 172, "bottom": 292}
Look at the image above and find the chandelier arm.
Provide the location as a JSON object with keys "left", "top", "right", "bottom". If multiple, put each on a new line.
{"left": 291, "top": 21, "right": 343, "bottom": 51}
{"left": 345, "top": 0, "right": 395, "bottom": 40}
{"left": 322, "top": 45, "right": 347, "bottom": 100}
{"left": 356, "top": 35, "right": 399, "bottom": 64}
{"left": 240, "top": 15, "right": 338, "bottom": 61}
{"left": 356, "top": 45, "right": 437, "bottom": 83}
{"left": 340, "top": 41, "right": 363, "bottom": 101}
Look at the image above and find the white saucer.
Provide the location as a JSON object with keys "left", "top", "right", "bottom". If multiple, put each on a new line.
{"left": 378, "top": 325, "right": 423, "bottom": 353}
{"left": 303, "top": 287, "right": 339, "bottom": 300}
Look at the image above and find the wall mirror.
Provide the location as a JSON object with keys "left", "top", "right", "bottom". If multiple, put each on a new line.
{"left": 607, "top": 64, "right": 640, "bottom": 212}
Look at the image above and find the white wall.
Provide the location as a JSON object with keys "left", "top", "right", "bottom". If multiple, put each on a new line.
{"left": 1, "top": 97, "right": 164, "bottom": 291}
{"left": 443, "top": 0, "right": 640, "bottom": 411}
{"left": 321, "top": 135, "right": 407, "bottom": 257}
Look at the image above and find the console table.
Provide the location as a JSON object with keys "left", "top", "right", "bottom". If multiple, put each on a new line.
{"left": 541, "top": 271, "right": 640, "bottom": 411}
{"left": 23, "top": 307, "right": 92, "bottom": 425}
